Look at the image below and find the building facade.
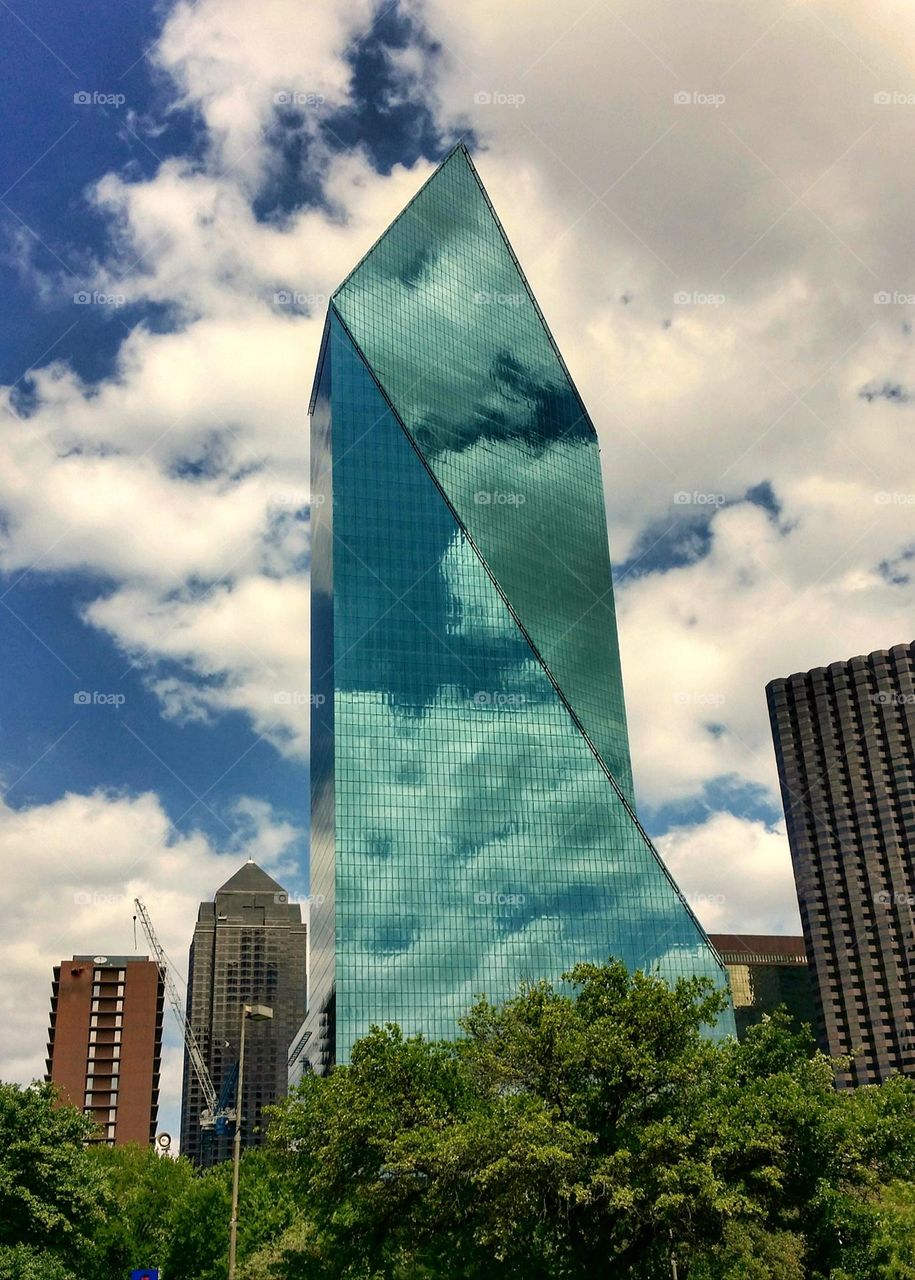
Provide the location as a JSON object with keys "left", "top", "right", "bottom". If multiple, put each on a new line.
{"left": 709, "top": 934, "right": 816, "bottom": 1040}
{"left": 46, "top": 954, "right": 163, "bottom": 1145}
{"left": 180, "top": 861, "right": 307, "bottom": 1166}
{"left": 290, "top": 142, "right": 734, "bottom": 1080}
{"left": 767, "top": 641, "right": 915, "bottom": 1084}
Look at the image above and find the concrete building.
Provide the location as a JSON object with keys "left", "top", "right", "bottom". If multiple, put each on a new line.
{"left": 767, "top": 641, "right": 915, "bottom": 1084}
{"left": 46, "top": 954, "right": 163, "bottom": 1145}
{"left": 180, "top": 860, "right": 307, "bottom": 1166}
{"left": 709, "top": 934, "right": 817, "bottom": 1040}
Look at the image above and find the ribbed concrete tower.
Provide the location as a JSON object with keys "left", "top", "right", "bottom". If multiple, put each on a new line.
{"left": 768, "top": 641, "right": 915, "bottom": 1085}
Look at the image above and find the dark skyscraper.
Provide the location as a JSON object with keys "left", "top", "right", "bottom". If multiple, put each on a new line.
{"left": 46, "top": 954, "right": 163, "bottom": 1146}
{"left": 709, "top": 934, "right": 816, "bottom": 1040}
{"left": 767, "top": 641, "right": 915, "bottom": 1085}
{"left": 290, "top": 142, "right": 733, "bottom": 1080}
{"left": 180, "top": 861, "right": 307, "bottom": 1165}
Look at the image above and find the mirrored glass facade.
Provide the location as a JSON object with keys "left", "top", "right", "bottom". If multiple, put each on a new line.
{"left": 290, "top": 145, "right": 733, "bottom": 1078}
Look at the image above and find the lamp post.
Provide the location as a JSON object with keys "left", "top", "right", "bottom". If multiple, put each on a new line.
{"left": 227, "top": 1003, "right": 273, "bottom": 1280}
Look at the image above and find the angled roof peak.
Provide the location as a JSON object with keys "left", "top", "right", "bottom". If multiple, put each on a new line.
{"left": 216, "top": 860, "right": 286, "bottom": 896}
{"left": 330, "top": 140, "right": 475, "bottom": 304}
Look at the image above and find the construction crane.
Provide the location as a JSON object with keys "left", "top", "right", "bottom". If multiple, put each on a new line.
{"left": 133, "top": 897, "right": 235, "bottom": 1131}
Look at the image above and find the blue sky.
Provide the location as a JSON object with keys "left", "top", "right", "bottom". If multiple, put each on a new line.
{"left": 2, "top": 0, "right": 913, "bottom": 1134}
{"left": 0, "top": 0, "right": 452, "bottom": 866}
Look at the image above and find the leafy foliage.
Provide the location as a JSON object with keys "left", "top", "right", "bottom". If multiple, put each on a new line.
{"left": 266, "top": 962, "right": 915, "bottom": 1278}
{"left": 0, "top": 1080, "right": 107, "bottom": 1268}
{"left": 3, "top": 963, "right": 915, "bottom": 1277}
{"left": 85, "top": 1142, "right": 198, "bottom": 1279}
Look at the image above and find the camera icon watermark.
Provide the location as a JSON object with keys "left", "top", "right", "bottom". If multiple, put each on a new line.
{"left": 673, "top": 291, "right": 726, "bottom": 307}
{"left": 673, "top": 491, "right": 726, "bottom": 507}
{"left": 473, "top": 90, "right": 525, "bottom": 108}
{"left": 674, "top": 90, "right": 725, "bottom": 108}
{"left": 74, "top": 90, "right": 126, "bottom": 108}
{"left": 74, "top": 690, "right": 126, "bottom": 708}
{"left": 273, "top": 289, "right": 327, "bottom": 308}
{"left": 269, "top": 489, "right": 324, "bottom": 509}
{"left": 472, "top": 290, "right": 525, "bottom": 306}
{"left": 686, "top": 892, "right": 726, "bottom": 908}
{"left": 74, "top": 290, "right": 126, "bottom": 307}
{"left": 872, "top": 691, "right": 915, "bottom": 706}
{"left": 874, "top": 491, "right": 915, "bottom": 505}
{"left": 73, "top": 889, "right": 127, "bottom": 906}
{"left": 673, "top": 691, "right": 726, "bottom": 706}
{"left": 273, "top": 91, "right": 326, "bottom": 108}
{"left": 473, "top": 490, "right": 526, "bottom": 505}
{"left": 472, "top": 691, "right": 527, "bottom": 708}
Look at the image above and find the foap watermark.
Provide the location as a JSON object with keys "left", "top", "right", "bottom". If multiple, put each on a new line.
{"left": 872, "top": 691, "right": 915, "bottom": 706}
{"left": 473, "top": 890, "right": 526, "bottom": 906}
{"left": 473, "top": 290, "right": 526, "bottom": 306}
{"left": 274, "top": 691, "right": 326, "bottom": 706}
{"left": 874, "top": 291, "right": 915, "bottom": 305}
{"left": 74, "top": 90, "right": 125, "bottom": 108}
{"left": 474, "top": 490, "right": 526, "bottom": 505}
{"left": 269, "top": 489, "right": 324, "bottom": 509}
{"left": 273, "top": 90, "right": 326, "bottom": 108}
{"left": 674, "top": 691, "right": 726, "bottom": 706}
{"left": 74, "top": 690, "right": 126, "bottom": 708}
{"left": 674, "top": 491, "right": 726, "bottom": 507}
{"left": 874, "top": 491, "right": 915, "bottom": 505}
{"left": 876, "top": 891, "right": 915, "bottom": 906}
{"left": 674, "top": 290, "right": 726, "bottom": 307}
{"left": 674, "top": 90, "right": 725, "bottom": 108}
{"left": 273, "top": 289, "right": 327, "bottom": 308}
{"left": 473, "top": 691, "right": 527, "bottom": 708}
{"left": 74, "top": 290, "right": 125, "bottom": 307}
{"left": 874, "top": 90, "right": 915, "bottom": 106}
{"left": 74, "top": 889, "right": 127, "bottom": 906}
{"left": 474, "top": 90, "right": 525, "bottom": 108}
{"left": 275, "top": 891, "right": 327, "bottom": 906}
{"left": 686, "top": 892, "right": 726, "bottom": 909}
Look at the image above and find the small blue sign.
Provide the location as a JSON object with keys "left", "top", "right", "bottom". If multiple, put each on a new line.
{"left": 131, "top": 1270, "right": 159, "bottom": 1280}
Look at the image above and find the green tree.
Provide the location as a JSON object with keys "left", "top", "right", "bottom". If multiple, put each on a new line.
{"left": 0, "top": 1080, "right": 107, "bottom": 1271}
{"left": 0, "top": 1244, "right": 73, "bottom": 1280}
{"left": 159, "top": 1148, "right": 300, "bottom": 1280}
{"left": 867, "top": 1179, "right": 915, "bottom": 1280}
{"left": 159, "top": 1159, "right": 231, "bottom": 1280}
{"left": 6, "top": 963, "right": 915, "bottom": 1277}
{"left": 267, "top": 961, "right": 915, "bottom": 1279}
{"left": 85, "top": 1143, "right": 198, "bottom": 1279}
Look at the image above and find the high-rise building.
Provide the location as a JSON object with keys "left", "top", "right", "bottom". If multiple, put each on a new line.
{"left": 290, "top": 142, "right": 734, "bottom": 1080}
{"left": 709, "top": 934, "right": 816, "bottom": 1039}
{"left": 46, "top": 954, "right": 163, "bottom": 1145}
{"left": 767, "top": 641, "right": 915, "bottom": 1084}
{"left": 180, "top": 860, "right": 307, "bottom": 1166}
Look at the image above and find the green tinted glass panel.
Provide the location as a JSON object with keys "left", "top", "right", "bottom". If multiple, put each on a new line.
{"left": 333, "top": 145, "right": 633, "bottom": 800}
{"left": 292, "top": 309, "right": 733, "bottom": 1076}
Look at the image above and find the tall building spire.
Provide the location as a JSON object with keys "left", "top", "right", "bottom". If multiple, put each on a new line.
{"left": 293, "top": 145, "right": 734, "bottom": 1078}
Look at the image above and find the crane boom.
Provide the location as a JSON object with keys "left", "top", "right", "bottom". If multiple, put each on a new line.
{"left": 133, "top": 897, "right": 221, "bottom": 1123}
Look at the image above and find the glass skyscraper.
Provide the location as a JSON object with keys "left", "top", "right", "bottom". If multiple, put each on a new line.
{"left": 290, "top": 143, "right": 733, "bottom": 1078}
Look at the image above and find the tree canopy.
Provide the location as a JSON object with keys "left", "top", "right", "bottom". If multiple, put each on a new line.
{"left": 263, "top": 962, "right": 915, "bottom": 1279}
{"left": 3, "top": 962, "right": 914, "bottom": 1278}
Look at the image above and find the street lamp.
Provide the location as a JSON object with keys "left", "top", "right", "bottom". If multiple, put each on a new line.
{"left": 228, "top": 1003, "right": 273, "bottom": 1280}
